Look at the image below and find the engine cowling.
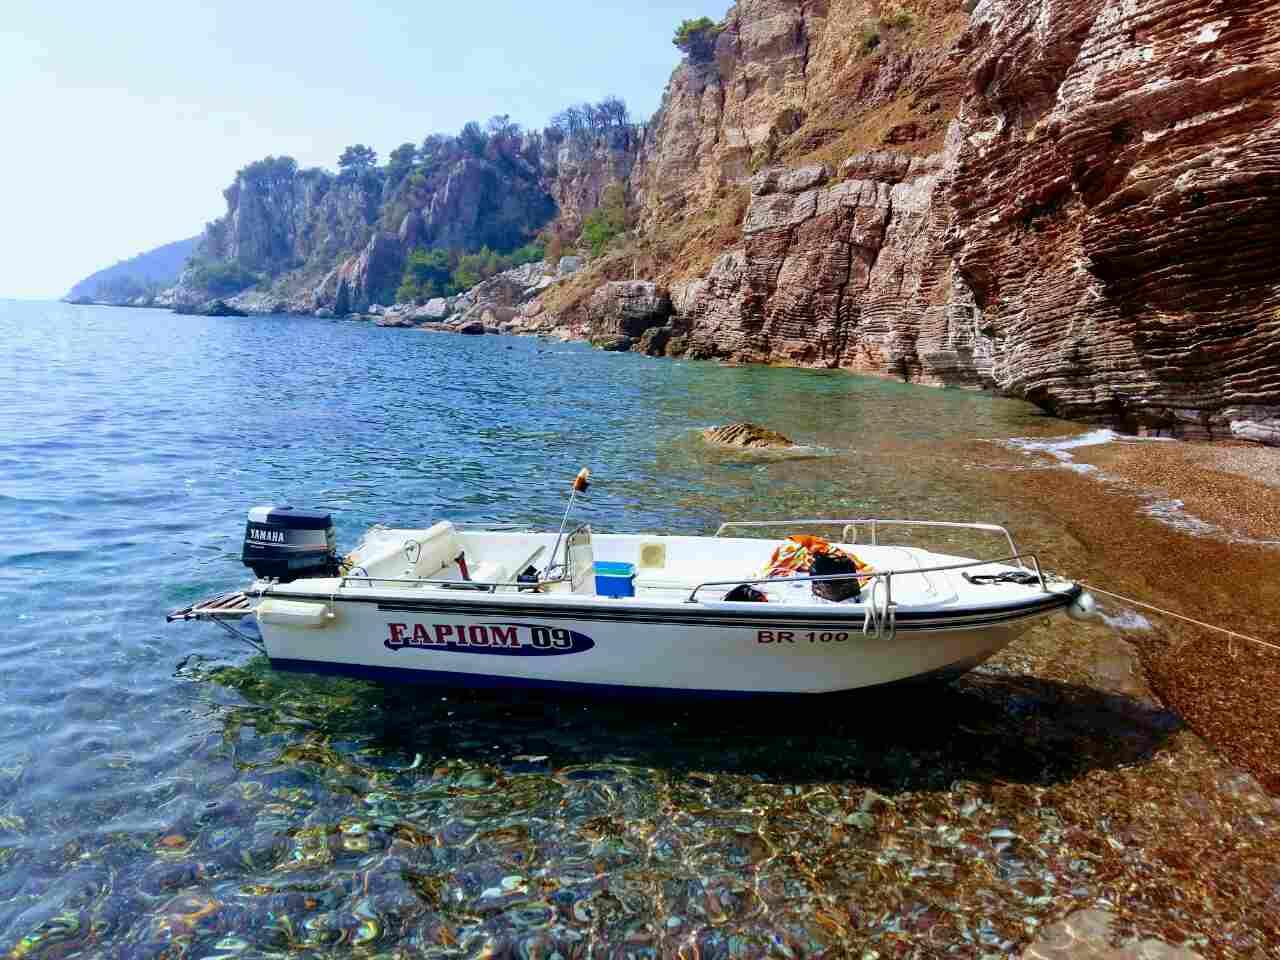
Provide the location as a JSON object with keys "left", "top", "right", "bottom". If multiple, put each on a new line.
{"left": 241, "top": 506, "right": 337, "bottom": 582}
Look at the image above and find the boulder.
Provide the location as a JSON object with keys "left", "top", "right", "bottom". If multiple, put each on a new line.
{"left": 593, "top": 335, "right": 634, "bottom": 352}
{"left": 558, "top": 255, "right": 583, "bottom": 276}
{"left": 587, "top": 281, "right": 672, "bottom": 338}
{"left": 179, "top": 299, "right": 249, "bottom": 317}
{"left": 409, "top": 298, "right": 450, "bottom": 322}
{"left": 456, "top": 320, "right": 486, "bottom": 335}
{"left": 479, "top": 305, "right": 518, "bottom": 327}
{"left": 374, "top": 313, "right": 416, "bottom": 328}
{"left": 702, "top": 423, "right": 796, "bottom": 449}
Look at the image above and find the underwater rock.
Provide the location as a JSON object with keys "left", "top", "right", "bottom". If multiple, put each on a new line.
{"left": 702, "top": 422, "right": 796, "bottom": 449}
{"left": 1023, "top": 908, "right": 1204, "bottom": 959}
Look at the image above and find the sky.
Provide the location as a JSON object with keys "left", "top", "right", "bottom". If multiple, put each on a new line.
{"left": 0, "top": 0, "right": 727, "bottom": 300}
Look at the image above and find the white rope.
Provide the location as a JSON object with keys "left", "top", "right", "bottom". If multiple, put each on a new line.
{"left": 1078, "top": 581, "right": 1280, "bottom": 655}
{"left": 862, "top": 578, "right": 881, "bottom": 639}
{"left": 862, "top": 577, "right": 896, "bottom": 642}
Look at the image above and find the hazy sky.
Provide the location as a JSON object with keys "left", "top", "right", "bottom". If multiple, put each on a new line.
{"left": 0, "top": 0, "right": 726, "bottom": 300}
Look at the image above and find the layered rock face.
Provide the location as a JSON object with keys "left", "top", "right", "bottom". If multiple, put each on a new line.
{"left": 614, "top": 0, "right": 1280, "bottom": 443}
{"left": 950, "top": 0, "right": 1280, "bottom": 442}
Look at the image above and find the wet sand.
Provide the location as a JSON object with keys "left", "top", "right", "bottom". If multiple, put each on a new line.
{"left": 986, "top": 437, "right": 1280, "bottom": 795}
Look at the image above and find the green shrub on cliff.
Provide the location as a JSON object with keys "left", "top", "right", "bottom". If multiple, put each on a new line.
{"left": 673, "top": 17, "right": 722, "bottom": 59}
{"left": 385, "top": 142, "right": 418, "bottom": 190}
{"left": 885, "top": 10, "right": 916, "bottom": 29}
{"left": 188, "top": 258, "right": 258, "bottom": 296}
{"left": 396, "top": 247, "right": 454, "bottom": 303}
{"left": 395, "top": 241, "right": 546, "bottom": 303}
{"left": 860, "top": 9, "right": 916, "bottom": 54}
{"left": 453, "top": 242, "right": 545, "bottom": 290}
{"left": 580, "top": 184, "right": 628, "bottom": 258}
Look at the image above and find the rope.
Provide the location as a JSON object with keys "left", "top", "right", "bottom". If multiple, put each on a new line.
{"left": 212, "top": 615, "right": 266, "bottom": 655}
{"left": 863, "top": 576, "right": 896, "bottom": 642}
{"left": 1078, "top": 581, "right": 1280, "bottom": 655}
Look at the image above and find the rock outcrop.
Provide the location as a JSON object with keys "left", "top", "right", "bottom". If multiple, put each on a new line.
{"left": 315, "top": 231, "right": 404, "bottom": 316}
{"left": 172, "top": 299, "right": 249, "bottom": 318}
{"left": 587, "top": 281, "right": 672, "bottom": 338}
{"left": 702, "top": 423, "right": 797, "bottom": 448}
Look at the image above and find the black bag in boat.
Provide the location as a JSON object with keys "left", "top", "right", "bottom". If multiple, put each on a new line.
{"left": 810, "top": 552, "right": 862, "bottom": 602}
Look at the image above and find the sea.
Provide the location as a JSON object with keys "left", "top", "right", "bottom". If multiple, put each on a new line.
{"left": 0, "top": 300, "right": 1274, "bottom": 958}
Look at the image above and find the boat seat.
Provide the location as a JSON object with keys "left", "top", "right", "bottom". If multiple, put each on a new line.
{"left": 410, "top": 522, "right": 460, "bottom": 578}
{"left": 469, "top": 561, "right": 511, "bottom": 587}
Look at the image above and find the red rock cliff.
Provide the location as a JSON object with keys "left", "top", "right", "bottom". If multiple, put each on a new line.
{"left": 549, "top": 0, "right": 1280, "bottom": 443}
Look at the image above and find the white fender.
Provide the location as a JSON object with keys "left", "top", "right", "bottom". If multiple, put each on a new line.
{"left": 1067, "top": 591, "right": 1098, "bottom": 622}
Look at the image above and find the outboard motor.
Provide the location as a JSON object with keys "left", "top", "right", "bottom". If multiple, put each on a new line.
{"left": 241, "top": 506, "right": 338, "bottom": 582}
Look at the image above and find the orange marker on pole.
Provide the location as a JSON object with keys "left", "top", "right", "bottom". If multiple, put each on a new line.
{"left": 546, "top": 467, "right": 593, "bottom": 580}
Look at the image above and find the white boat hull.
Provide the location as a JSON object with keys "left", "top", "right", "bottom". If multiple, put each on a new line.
{"left": 254, "top": 591, "right": 1065, "bottom": 696}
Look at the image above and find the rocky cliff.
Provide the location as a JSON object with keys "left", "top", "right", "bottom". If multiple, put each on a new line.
{"left": 166, "top": 128, "right": 638, "bottom": 317}
{"left": 528, "top": 0, "right": 1278, "bottom": 444}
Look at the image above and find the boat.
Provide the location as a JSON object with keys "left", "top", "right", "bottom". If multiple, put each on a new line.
{"left": 169, "top": 491, "right": 1097, "bottom": 697}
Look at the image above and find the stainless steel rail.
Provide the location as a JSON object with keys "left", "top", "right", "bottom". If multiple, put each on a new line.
{"left": 250, "top": 573, "right": 570, "bottom": 595}
{"left": 337, "top": 576, "right": 535, "bottom": 590}
{"left": 714, "top": 518, "right": 1023, "bottom": 567}
{"left": 686, "top": 552, "right": 1047, "bottom": 603}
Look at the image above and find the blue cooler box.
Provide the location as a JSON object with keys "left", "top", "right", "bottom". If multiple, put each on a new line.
{"left": 594, "top": 561, "right": 636, "bottom": 598}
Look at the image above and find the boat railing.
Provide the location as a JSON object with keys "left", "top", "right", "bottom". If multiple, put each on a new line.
{"left": 331, "top": 573, "right": 569, "bottom": 592}
{"left": 714, "top": 518, "right": 1023, "bottom": 566}
{"left": 685, "top": 552, "right": 1047, "bottom": 603}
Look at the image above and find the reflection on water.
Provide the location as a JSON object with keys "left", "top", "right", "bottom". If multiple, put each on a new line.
{"left": 0, "top": 302, "right": 1276, "bottom": 957}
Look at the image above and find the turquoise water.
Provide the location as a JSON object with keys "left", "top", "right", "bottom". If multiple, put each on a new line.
{"left": 1, "top": 301, "right": 1266, "bottom": 957}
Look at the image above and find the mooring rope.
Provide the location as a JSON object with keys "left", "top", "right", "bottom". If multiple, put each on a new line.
{"left": 1077, "top": 581, "right": 1280, "bottom": 655}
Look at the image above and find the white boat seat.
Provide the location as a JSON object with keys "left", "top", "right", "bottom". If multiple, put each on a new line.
{"left": 411, "top": 521, "right": 459, "bottom": 578}
{"left": 468, "top": 561, "right": 511, "bottom": 587}
{"left": 567, "top": 527, "right": 595, "bottom": 594}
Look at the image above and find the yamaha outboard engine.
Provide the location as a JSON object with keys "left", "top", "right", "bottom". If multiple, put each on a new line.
{"left": 241, "top": 506, "right": 338, "bottom": 582}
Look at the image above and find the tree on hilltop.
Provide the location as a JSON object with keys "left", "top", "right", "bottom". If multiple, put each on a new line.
{"left": 673, "top": 17, "right": 722, "bottom": 60}
{"left": 338, "top": 144, "right": 378, "bottom": 178}
{"left": 238, "top": 155, "right": 297, "bottom": 187}
{"left": 459, "top": 122, "right": 488, "bottom": 158}
{"left": 486, "top": 114, "right": 520, "bottom": 141}
{"left": 386, "top": 142, "right": 418, "bottom": 189}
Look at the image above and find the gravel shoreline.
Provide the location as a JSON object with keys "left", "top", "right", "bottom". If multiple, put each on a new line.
{"left": 1075, "top": 439, "right": 1280, "bottom": 543}
{"left": 986, "top": 436, "right": 1280, "bottom": 794}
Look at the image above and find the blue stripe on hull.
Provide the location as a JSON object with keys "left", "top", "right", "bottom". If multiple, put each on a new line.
{"left": 267, "top": 655, "right": 989, "bottom": 699}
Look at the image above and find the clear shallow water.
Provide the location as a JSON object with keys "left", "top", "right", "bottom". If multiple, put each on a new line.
{"left": 0, "top": 301, "right": 1274, "bottom": 958}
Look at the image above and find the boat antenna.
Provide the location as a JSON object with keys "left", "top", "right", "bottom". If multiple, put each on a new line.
{"left": 545, "top": 468, "right": 591, "bottom": 579}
